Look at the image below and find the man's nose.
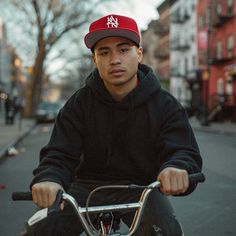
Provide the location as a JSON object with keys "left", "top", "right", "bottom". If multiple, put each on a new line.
{"left": 110, "top": 52, "right": 121, "bottom": 64}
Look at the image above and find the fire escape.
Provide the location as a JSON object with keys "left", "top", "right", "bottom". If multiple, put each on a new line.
{"left": 207, "top": 0, "right": 236, "bottom": 121}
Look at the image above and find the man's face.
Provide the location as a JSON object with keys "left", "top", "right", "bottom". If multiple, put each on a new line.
{"left": 92, "top": 37, "right": 143, "bottom": 89}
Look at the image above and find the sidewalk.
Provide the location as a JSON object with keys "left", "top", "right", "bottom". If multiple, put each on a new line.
{"left": 189, "top": 117, "right": 236, "bottom": 136}
{"left": 0, "top": 115, "right": 36, "bottom": 160}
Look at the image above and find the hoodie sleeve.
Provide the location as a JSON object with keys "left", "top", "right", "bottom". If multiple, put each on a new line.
{"left": 157, "top": 95, "right": 202, "bottom": 195}
{"left": 30, "top": 92, "right": 85, "bottom": 191}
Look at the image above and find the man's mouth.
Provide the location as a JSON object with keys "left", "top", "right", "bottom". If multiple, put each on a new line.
{"left": 109, "top": 69, "right": 125, "bottom": 76}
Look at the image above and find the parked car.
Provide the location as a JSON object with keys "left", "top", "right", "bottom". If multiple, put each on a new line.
{"left": 36, "top": 101, "right": 62, "bottom": 123}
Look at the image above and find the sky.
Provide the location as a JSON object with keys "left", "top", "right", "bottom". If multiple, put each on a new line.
{"left": 101, "top": 0, "right": 164, "bottom": 30}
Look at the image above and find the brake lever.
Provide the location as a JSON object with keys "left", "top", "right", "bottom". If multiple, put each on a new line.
{"left": 48, "top": 190, "right": 64, "bottom": 214}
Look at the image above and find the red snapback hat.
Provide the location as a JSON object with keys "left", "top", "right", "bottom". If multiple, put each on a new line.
{"left": 84, "top": 14, "right": 141, "bottom": 49}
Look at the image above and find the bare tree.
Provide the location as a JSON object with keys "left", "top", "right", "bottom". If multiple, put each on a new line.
{"left": 0, "top": 0, "right": 113, "bottom": 116}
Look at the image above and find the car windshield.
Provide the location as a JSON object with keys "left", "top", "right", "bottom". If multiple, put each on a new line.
{"left": 38, "top": 102, "right": 61, "bottom": 111}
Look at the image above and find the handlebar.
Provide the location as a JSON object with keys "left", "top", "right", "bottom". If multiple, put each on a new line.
{"left": 12, "top": 191, "right": 33, "bottom": 201}
{"left": 12, "top": 172, "right": 205, "bottom": 201}
{"left": 12, "top": 173, "right": 205, "bottom": 236}
{"left": 188, "top": 172, "right": 205, "bottom": 184}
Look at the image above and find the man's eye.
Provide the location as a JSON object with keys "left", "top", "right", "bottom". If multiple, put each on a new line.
{"left": 99, "top": 51, "right": 108, "bottom": 56}
{"left": 120, "top": 48, "right": 129, "bottom": 53}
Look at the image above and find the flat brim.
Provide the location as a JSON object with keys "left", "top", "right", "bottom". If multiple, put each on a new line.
{"left": 84, "top": 29, "right": 140, "bottom": 49}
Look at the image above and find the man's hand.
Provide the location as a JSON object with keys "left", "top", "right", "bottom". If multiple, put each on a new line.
{"left": 157, "top": 167, "right": 189, "bottom": 195}
{"left": 31, "top": 181, "right": 64, "bottom": 209}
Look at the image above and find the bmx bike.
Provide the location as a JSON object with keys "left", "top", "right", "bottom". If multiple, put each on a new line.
{"left": 12, "top": 173, "right": 205, "bottom": 236}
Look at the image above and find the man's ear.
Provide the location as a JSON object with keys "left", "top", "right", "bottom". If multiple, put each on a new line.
{"left": 137, "top": 47, "right": 143, "bottom": 63}
{"left": 92, "top": 53, "right": 96, "bottom": 65}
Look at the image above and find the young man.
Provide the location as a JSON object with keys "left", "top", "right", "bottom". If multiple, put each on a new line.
{"left": 25, "top": 14, "right": 202, "bottom": 235}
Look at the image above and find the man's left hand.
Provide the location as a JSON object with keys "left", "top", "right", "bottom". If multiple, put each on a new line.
{"left": 157, "top": 167, "right": 189, "bottom": 195}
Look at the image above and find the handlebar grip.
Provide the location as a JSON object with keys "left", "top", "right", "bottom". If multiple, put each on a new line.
{"left": 12, "top": 192, "right": 32, "bottom": 201}
{"left": 189, "top": 173, "right": 205, "bottom": 184}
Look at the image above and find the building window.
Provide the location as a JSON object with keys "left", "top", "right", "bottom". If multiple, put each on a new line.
{"left": 226, "top": 78, "right": 233, "bottom": 95}
{"left": 217, "top": 78, "right": 224, "bottom": 95}
{"left": 192, "top": 55, "right": 196, "bottom": 67}
{"left": 199, "top": 50, "right": 206, "bottom": 65}
{"left": 184, "top": 58, "right": 188, "bottom": 74}
{"left": 227, "top": 35, "right": 234, "bottom": 58}
{"left": 227, "top": 0, "right": 234, "bottom": 15}
{"left": 177, "top": 60, "right": 181, "bottom": 75}
{"left": 216, "top": 41, "right": 222, "bottom": 59}
{"left": 191, "top": 34, "right": 195, "bottom": 42}
{"left": 199, "top": 15, "right": 204, "bottom": 30}
{"left": 216, "top": 3, "right": 222, "bottom": 17}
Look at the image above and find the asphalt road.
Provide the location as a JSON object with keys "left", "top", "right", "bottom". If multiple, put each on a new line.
{"left": 0, "top": 125, "right": 51, "bottom": 236}
{"left": 0, "top": 125, "right": 236, "bottom": 236}
{"left": 171, "top": 131, "right": 236, "bottom": 236}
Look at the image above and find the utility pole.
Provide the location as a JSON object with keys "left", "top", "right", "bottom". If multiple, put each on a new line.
{"left": 0, "top": 18, "right": 2, "bottom": 88}
{"left": 201, "top": 3, "right": 211, "bottom": 126}
{"left": 0, "top": 40, "right": 2, "bottom": 86}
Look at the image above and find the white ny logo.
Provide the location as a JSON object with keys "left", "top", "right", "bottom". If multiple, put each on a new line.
{"left": 106, "top": 16, "right": 119, "bottom": 28}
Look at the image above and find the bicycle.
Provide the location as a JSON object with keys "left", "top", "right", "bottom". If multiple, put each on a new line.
{"left": 12, "top": 173, "right": 205, "bottom": 236}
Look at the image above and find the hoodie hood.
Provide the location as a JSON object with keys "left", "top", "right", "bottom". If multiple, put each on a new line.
{"left": 86, "top": 64, "right": 161, "bottom": 108}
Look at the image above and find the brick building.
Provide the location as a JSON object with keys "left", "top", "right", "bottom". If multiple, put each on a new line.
{"left": 142, "top": 20, "right": 160, "bottom": 76}
{"left": 155, "top": 0, "right": 172, "bottom": 90}
{"left": 197, "top": 0, "right": 236, "bottom": 121}
{"left": 142, "top": 1, "right": 172, "bottom": 91}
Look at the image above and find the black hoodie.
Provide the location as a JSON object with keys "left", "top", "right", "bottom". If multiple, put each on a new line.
{"left": 31, "top": 64, "right": 202, "bottom": 194}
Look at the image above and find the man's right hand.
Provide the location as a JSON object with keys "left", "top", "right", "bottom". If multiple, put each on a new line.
{"left": 31, "top": 181, "right": 64, "bottom": 209}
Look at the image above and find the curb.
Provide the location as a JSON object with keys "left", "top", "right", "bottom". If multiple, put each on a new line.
{"left": 192, "top": 126, "right": 236, "bottom": 136}
{"left": 0, "top": 123, "right": 36, "bottom": 162}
